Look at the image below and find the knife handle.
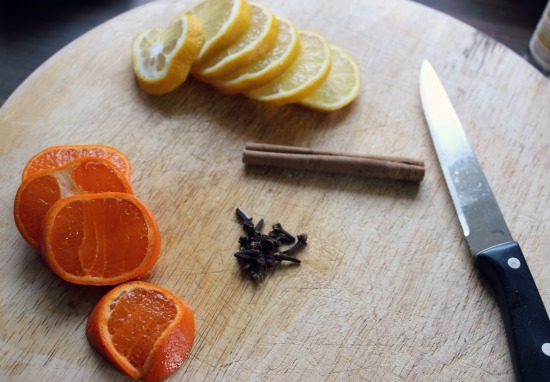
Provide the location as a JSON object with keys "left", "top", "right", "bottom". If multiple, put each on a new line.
{"left": 474, "top": 241, "right": 550, "bottom": 382}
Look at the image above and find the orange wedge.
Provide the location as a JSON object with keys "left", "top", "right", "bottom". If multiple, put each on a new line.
{"left": 189, "top": 0, "right": 252, "bottom": 69}
{"left": 14, "top": 157, "right": 133, "bottom": 249}
{"left": 213, "top": 16, "right": 300, "bottom": 94}
{"left": 41, "top": 192, "right": 161, "bottom": 286}
{"left": 131, "top": 13, "right": 204, "bottom": 95}
{"left": 193, "top": 2, "right": 279, "bottom": 82}
{"left": 245, "top": 30, "right": 332, "bottom": 106}
{"left": 299, "top": 44, "right": 362, "bottom": 112}
{"left": 22, "top": 145, "right": 132, "bottom": 181}
{"left": 87, "top": 281, "right": 195, "bottom": 382}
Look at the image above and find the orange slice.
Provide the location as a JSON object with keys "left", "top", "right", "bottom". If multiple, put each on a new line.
{"left": 22, "top": 145, "right": 132, "bottom": 181}
{"left": 245, "top": 30, "right": 332, "bottom": 106}
{"left": 193, "top": 2, "right": 279, "bottom": 82}
{"left": 299, "top": 44, "right": 362, "bottom": 112}
{"left": 188, "top": 0, "right": 252, "bottom": 69}
{"left": 87, "top": 280, "right": 195, "bottom": 382}
{"left": 213, "top": 16, "right": 300, "bottom": 94}
{"left": 41, "top": 192, "right": 161, "bottom": 286}
{"left": 131, "top": 13, "right": 204, "bottom": 95}
{"left": 14, "top": 157, "right": 133, "bottom": 250}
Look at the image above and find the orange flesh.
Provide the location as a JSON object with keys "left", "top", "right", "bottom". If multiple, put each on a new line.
{"left": 86, "top": 281, "right": 194, "bottom": 381}
{"left": 23, "top": 146, "right": 131, "bottom": 180}
{"left": 72, "top": 161, "right": 129, "bottom": 193}
{"left": 18, "top": 176, "right": 61, "bottom": 245}
{"left": 49, "top": 198, "right": 149, "bottom": 278}
{"left": 108, "top": 288, "right": 178, "bottom": 370}
{"left": 15, "top": 158, "right": 132, "bottom": 249}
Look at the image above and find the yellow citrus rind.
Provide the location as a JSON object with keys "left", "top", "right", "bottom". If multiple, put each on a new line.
{"left": 193, "top": 2, "right": 280, "bottom": 83}
{"left": 245, "top": 30, "right": 332, "bottom": 106}
{"left": 213, "top": 17, "right": 300, "bottom": 94}
{"left": 131, "top": 13, "right": 204, "bottom": 95}
{"left": 299, "top": 44, "right": 362, "bottom": 112}
{"left": 189, "top": 0, "right": 252, "bottom": 69}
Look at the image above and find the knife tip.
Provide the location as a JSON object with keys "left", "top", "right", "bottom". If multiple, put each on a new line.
{"left": 421, "top": 59, "right": 431, "bottom": 71}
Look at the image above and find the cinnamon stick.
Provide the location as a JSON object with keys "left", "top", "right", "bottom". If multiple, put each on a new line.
{"left": 243, "top": 142, "right": 425, "bottom": 182}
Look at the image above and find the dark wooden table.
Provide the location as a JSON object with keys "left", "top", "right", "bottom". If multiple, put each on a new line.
{"left": 0, "top": 0, "right": 547, "bottom": 106}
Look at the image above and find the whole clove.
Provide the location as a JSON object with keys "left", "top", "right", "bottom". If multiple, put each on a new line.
{"left": 283, "top": 233, "right": 308, "bottom": 255}
{"left": 269, "top": 223, "right": 296, "bottom": 243}
{"left": 234, "top": 208, "right": 308, "bottom": 282}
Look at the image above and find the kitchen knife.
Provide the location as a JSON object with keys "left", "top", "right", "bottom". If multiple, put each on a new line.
{"left": 419, "top": 59, "right": 550, "bottom": 381}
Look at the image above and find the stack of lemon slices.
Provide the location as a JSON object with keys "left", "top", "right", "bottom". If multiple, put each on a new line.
{"left": 131, "top": 0, "right": 361, "bottom": 112}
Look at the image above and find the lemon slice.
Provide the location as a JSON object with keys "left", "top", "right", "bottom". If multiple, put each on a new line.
{"left": 213, "top": 17, "right": 300, "bottom": 94}
{"left": 299, "top": 44, "right": 362, "bottom": 112}
{"left": 131, "top": 13, "right": 204, "bottom": 95}
{"left": 188, "top": 0, "right": 252, "bottom": 68}
{"left": 245, "top": 30, "right": 332, "bottom": 106}
{"left": 193, "top": 2, "right": 279, "bottom": 83}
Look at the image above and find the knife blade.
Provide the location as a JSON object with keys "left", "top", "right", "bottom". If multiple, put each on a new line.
{"left": 419, "top": 59, "right": 550, "bottom": 382}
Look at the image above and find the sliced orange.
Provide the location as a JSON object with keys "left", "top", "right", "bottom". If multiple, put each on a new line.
{"left": 87, "top": 280, "right": 195, "bottom": 382}
{"left": 14, "top": 157, "right": 133, "bottom": 250}
{"left": 299, "top": 44, "right": 362, "bottom": 112}
{"left": 22, "top": 145, "right": 132, "bottom": 181}
{"left": 245, "top": 30, "right": 332, "bottom": 106}
{"left": 188, "top": 0, "right": 251, "bottom": 69}
{"left": 213, "top": 16, "right": 300, "bottom": 94}
{"left": 193, "top": 2, "right": 279, "bottom": 83}
{"left": 41, "top": 192, "right": 161, "bottom": 286}
{"left": 131, "top": 13, "right": 205, "bottom": 95}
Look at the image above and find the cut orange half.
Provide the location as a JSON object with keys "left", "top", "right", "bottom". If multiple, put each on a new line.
{"left": 193, "top": 2, "right": 279, "bottom": 82}
{"left": 131, "top": 13, "right": 204, "bottom": 95}
{"left": 299, "top": 44, "right": 362, "bottom": 112}
{"left": 41, "top": 192, "right": 161, "bottom": 286}
{"left": 22, "top": 145, "right": 132, "bottom": 181}
{"left": 245, "top": 30, "right": 332, "bottom": 106}
{"left": 213, "top": 16, "right": 300, "bottom": 94}
{"left": 14, "top": 157, "right": 133, "bottom": 249}
{"left": 87, "top": 281, "right": 195, "bottom": 382}
{"left": 188, "top": 0, "right": 252, "bottom": 69}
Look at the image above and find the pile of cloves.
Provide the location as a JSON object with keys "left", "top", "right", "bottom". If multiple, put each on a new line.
{"left": 234, "top": 208, "right": 308, "bottom": 282}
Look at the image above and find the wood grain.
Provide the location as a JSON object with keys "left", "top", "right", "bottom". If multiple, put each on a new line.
{"left": 1, "top": 0, "right": 549, "bottom": 381}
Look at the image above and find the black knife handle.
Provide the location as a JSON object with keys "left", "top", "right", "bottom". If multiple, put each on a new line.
{"left": 474, "top": 241, "right": 550, "bottom": 382}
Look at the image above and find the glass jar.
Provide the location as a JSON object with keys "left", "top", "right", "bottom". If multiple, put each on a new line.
{"left": 527, "top": 1, "right": 550, "bottom": 76}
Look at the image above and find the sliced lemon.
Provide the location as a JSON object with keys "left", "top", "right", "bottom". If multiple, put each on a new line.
{"left": 299, "top": 44, "right": 362, "bottom": 112}
{"left": 131, "top": 13, "right": 204, "bottom": 95}
{"left": 213, "top": 17, "right": 300, "bottom": 94}
{"left": 193, "top": 2, "right": 279, "bottom": 83}
{"left": 188, "top": 0, "right": 252, "bottom": 69}
{"left": 245, "top": 30, "right": 332, "bottom": 106}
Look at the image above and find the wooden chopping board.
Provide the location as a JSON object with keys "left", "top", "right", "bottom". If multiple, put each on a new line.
{"left": 1, "top": 0, "right": 549, "bottom": 380}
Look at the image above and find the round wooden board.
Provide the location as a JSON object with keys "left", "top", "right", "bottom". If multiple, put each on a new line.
{"left": 1, "top": 0, "right": 549, "bottom": 380}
